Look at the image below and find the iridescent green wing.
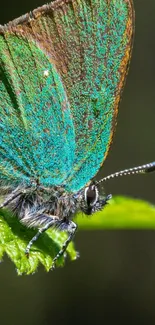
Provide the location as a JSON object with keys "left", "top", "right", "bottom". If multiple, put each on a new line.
{"left": 62, "top": 0, "right": 134, "bottom": 191}
{"left": 0, "top": 11, "right": 75, "bottom": 186}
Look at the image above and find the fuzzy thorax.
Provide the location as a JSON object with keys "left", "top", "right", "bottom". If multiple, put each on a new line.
{"left": 5, "top": 185, "right": 78, "bottom": 228}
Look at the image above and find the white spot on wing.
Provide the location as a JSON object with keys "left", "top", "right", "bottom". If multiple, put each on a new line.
{"left": 43, "top": 70, "right": 49, "bottom": 77}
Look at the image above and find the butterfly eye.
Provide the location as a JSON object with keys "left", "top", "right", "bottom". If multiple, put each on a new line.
{"left": 84, "top": 185, "right": 99, "bottom": 207}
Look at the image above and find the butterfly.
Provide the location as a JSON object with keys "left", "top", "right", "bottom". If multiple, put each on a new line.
{"left": 0, "top": 0, "right": 155, "bottom": 269}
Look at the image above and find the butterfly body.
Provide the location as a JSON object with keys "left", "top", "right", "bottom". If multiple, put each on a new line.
{"left": 2, "top": 182, "right": 109, "bottom": 227}
{"left": 1, "top": 180, "right": 110, "bottom": 266}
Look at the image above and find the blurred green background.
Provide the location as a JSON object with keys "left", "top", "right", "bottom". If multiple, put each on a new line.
{"left": 0, "top": 0, "right": 155, "bottom": 324}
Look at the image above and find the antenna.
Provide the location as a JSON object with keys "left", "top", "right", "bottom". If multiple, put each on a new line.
{"left": 96, "top": 161, "right": 155, "bottom": 184}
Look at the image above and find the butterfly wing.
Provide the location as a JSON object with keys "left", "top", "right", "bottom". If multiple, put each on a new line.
{"left": 0, "top": 0, "right": 134, "bottom": 190}
{"left": 61, "top": 0, "right": 134, "bottom": 191}
{"left": 0, "top": 20, "right": 75, "bottom": 186}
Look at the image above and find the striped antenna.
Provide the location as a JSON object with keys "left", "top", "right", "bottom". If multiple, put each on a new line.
{"left": 96, "top": 161, "right": 155, "bottom": 184}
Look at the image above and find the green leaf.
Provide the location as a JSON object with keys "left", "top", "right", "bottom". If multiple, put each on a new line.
{"left": 77, "top": 196, "right": 155, "bottom": 229}
{"left": 0, "top": 208, "right": 77, "bottom": 275}
{"left": 0, "top": 196, "right": 155, "bottom": 274}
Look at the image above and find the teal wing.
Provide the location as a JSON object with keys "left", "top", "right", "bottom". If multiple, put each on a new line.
{"left": 57, "top": 0, "right": 134, "bottom": 191}
{"left": 0, "top": 0, "right": 134, "bottom": 190}
{"left": 0, "top": 24, "right": 75, "bottom": 186}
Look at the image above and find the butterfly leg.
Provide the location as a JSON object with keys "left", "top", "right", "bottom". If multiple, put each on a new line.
{"left": 25, "top": 215, "right": 77, "bottom": 269}
{"left": 51, "top": 220, "right": 77, "bottom": 270}
{"left": 25, "top": 215, "right": 60, "bottom": 256}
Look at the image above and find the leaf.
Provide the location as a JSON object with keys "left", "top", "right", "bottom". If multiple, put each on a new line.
{"left": 0, "top": 196, "right": 155, "bottom": 274}
{"left": 0, "top": 208, "right": 77, "bottom": 275}
{"left": 77, "top": 196, "right": 155, "bottom": 229}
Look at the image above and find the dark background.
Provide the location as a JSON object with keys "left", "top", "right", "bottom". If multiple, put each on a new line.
{"left": 0, "top": 1, "right": 155, "bottom": 324}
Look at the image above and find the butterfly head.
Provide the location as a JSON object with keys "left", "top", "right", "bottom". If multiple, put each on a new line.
{"left": 75, "top": 183, "right": 112, "bottom": 216}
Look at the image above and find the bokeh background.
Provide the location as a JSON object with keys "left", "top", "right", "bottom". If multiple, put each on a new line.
{"left": 0, "top": 0, "right": 155, "bottom": 324}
